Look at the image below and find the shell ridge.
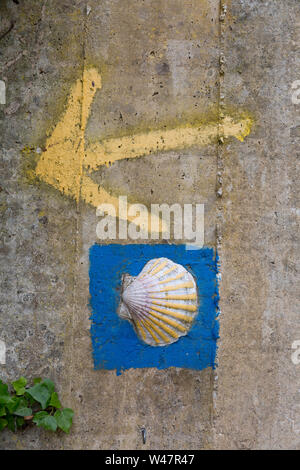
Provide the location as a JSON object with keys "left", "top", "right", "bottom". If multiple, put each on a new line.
{"left": 147, "top": 310, "right": 186, "bottom": 333}
{"left": 135, "top": 320, "right": 147, "bottom": 341}
{"left": 143, "top": 318, "right": 172, "bottom": 343}
{"left": 150, "top": 306, "right": 194, "bottom": 323}
{"left": 140, "top": 318, "right": 161, "bottom": 344}
{"left": 145, "top": 314, "right": 179, "bottom": 338}
{"left": 151, "top": 300, "right": 197, "bottom": 312}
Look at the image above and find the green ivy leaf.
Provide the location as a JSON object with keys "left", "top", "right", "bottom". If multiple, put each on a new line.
{"left": 54, "top": 408, "right": 74, "bottom": 433}
{"left": 0, "top": 378, "right": 72, "bottom": 434}
{"left": 42, "top": 379, "right": 55, "bottom": 394}
{"left": 49, "top": 392, "right": 61, "bottom": 409}
{"left": 26, "top": 383, "right": 51, "bottom": 409}
{"left": 0, "top": 380, "right": 8, "bottom": 393}
{"left": 0, "top": 418, "right": 8, "bottom": 431}
{"left": 14, "top": 405, "right": 32, "bottom": 417}
{"left": 33, "top": 411, "right": 47, "bottom": 421}
{"left": 0, "top": 381, "right": 12, "bottom": 406}
{"left": 33, "top": 411, "right": 57, "bottom": 432}
{"left": 6, "top": 414, "right": 16, "bottom": 432}
{"left": 33, "top": 378, "right": 42, "bottom": 385}
{"left": 16, "top": 417, "right": 25, "bottom": 428}
{"left": 12, "top": 377, "right": 27, "bottom": 396}
{"left": 5, "top": 396, "right": 21, "bottom": 414}
{"left": 24, "top": 392, "right": 35, "bottom": 406}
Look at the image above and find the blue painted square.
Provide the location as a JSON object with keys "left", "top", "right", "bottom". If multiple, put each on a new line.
{"left": 89, "top": 244, "right": 219, "bottom": 374}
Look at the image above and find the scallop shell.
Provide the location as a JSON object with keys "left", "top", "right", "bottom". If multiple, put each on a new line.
{"left": 118, "top": 257, "right": 198, "bottom": 346}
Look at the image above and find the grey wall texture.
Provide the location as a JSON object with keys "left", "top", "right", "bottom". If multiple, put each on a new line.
{"left": 0, "top": 0, "right": 299, "bottom": 449}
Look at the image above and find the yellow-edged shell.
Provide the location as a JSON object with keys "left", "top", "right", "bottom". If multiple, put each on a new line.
{"left": 118, "top": 258, "right": 198, "bottom": 346}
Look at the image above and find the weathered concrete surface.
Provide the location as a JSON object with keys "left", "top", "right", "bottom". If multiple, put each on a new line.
{"left": 0, "top": 0, "right": 299, "bottom": 449}
{"left": 214, "top": 0, "right": 300, "bottom": 449}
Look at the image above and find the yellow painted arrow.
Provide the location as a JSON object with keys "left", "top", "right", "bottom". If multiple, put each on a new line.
{"left": 35, "top": 68, "right": 253, "bottom": 229}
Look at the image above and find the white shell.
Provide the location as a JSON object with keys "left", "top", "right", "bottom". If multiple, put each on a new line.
{"left": 118, "top": 258, "right": 198, "bottom": 346}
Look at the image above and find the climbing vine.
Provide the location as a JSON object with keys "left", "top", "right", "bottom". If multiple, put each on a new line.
{"left": 0, "top": 377, "right": 74, "bottom": 433}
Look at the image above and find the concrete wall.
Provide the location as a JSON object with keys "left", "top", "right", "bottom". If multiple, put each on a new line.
{"left": 0, "top": 0, "right": 299, "bottom": 449}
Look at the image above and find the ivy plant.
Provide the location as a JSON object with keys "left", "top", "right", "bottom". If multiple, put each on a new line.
{"left": 0, "top": 377, "right": 74, "bottom": 433}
